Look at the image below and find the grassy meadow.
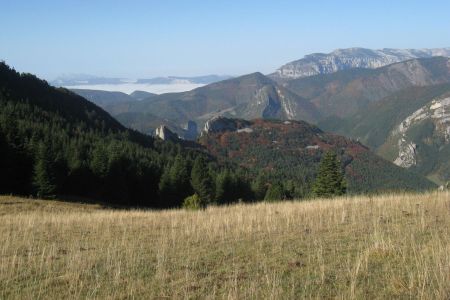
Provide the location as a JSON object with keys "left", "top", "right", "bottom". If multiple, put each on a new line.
{"left": 1, "top": 192, "right": 450, "bottom": 299}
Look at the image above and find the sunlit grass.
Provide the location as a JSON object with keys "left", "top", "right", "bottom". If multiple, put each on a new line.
{"left": 1, "top": 192, "right": 449, "bottom": 299}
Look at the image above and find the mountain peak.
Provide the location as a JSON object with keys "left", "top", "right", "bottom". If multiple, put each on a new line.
{"left": 270, "top": 47, "right": 450, "bottom": 80}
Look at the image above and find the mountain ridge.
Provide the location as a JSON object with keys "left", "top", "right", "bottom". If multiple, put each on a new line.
{"left": 270, "top": 47, "right": 450, "bottom": 80}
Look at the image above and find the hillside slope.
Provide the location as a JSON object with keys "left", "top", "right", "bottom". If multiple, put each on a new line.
{"left": 284, "top": 57, "right": 450, "bottom": 117}
{"left": 2, "top": 192, "right": 449, "bottom": 298}
{"left": 0, "top": 62, "right": 233, "bottom": 207}
{"left": 70, "top": 88, "right": 137, "bottom": 107}
{"left": 199, "top": 118, "right": 436, "bottom": 194}
{"left": 111, "top": 72, "right": 320, "bottom": 137}
{"left": 319, "top": 84, "right": 450, "bottom": 184}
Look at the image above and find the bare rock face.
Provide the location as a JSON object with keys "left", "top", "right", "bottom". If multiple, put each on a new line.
{"left": 202, "top": 116, "right": 251, "bottom": 135}
{"left": 394, "top": 139, "right": 417, "bottom": 168}
{"left": 391, "top": 96, "right": 450, "bottom": 168}
{"left": 271, "top": 47, "right": 450, "bottom": 80}
{"left": 155, "top": 125, "right": 179, "bottom": 141}
{"left": 183, "top": 120, "right": 198, "bottom": 140}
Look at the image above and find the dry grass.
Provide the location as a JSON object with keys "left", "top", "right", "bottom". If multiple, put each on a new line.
{"left": 1, "top": 192, "right": 450, "bottom": 299}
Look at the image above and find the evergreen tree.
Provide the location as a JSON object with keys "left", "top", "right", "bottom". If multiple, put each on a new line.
{"left": 312, "top": 151, "right": 346, "bottom": 197}
{"left": 33, "top": 142, "right": 56, "bottom": 198}
{"left": 158, "top": 165, "right": 175, "bottom": 207}
{"left": 215, "top": 170, "right": 234, "bottom": 204}
{"left": 159, "top": 155, "right": 192, "bottom": 207}
{"left": 190, "top": 156, "right": 213, "bottom": 205}
{"left": 252, "top": 173, "right": 267, "bottom": 201}
{"left": 169, "top": 154, "right": 192, "bottom": 201}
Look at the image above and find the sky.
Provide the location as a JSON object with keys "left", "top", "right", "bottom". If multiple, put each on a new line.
{"left": 1, "top": 0, "right": 450, "bottom": 80}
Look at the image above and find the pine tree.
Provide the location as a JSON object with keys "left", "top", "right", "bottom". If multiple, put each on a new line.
{"left": 159, "top": 155, "right": 192, "bottom": 207}
{"left": 215, "top": 170, "right": 234, "bottom": 204}
{"left": 33, "top": 142, "right": 56, "bottom": 199}
{"left": 169, "top": 154, "right": 191, "bottom": 201}
{"left": 252, "top": 173, "right": 268, "bottom": 200}
{"left": 190, "top": 156, "right": 213, "bottom": 206}
{"left": 312, "top": 151, "right": 346, "bottom": 198}
{"left": 158, "top": 165, "right": 175, "bottom": 207}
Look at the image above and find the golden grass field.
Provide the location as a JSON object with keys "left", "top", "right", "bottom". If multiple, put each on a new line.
{"left": 1, "top": 192, "right": 450, "bottom": 299}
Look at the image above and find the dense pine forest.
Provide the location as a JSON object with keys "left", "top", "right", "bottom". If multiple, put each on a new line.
{"left": 0, "top": 62, "right": 254, "bottom": 207}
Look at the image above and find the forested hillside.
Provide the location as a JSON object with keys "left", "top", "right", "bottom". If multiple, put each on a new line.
{"left": 0, "top": 62, "right": 251, "bottom": 207}
{"left": 199, "top": 118, "right": 436, "bottom": 197}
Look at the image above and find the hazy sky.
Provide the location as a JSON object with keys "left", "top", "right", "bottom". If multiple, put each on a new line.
{"left": 1, "top": 0, "right": 450, "bottom": 80}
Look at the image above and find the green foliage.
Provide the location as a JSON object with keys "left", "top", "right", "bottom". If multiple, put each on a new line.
{"left": 158, "top": 154, "right": 192, "bottom": 207}
{"left": 264, "top": 182, "right": 285, "bottom": 201}
{"left": 190, "top": 157, "right": 213, "bottom": 205}
{"left": 215, "top": 170, "right": 252, "bottom": 204}
{"left": 32, "top": 143, "right": 57, "bottom": 199}
{"left": 182, "top": 194, "right": 204, "bottom": 210}
{"left": 201, "top": 119, "right": 435, "bottom": 198}
{"left": 0, "top": 61, "right": 244, "bottom": 208}
{"left": 251, "top": 173, "right": 268, "bottom": 200}
{"left": 312, "top": 151, "right": 346, "bottom": 198}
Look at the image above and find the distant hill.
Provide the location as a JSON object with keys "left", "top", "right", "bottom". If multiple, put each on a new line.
{"left": 129, "top": 90, "right": 156, "bottom": 101}
{"left": 284, "top": 57, "right": 450, "bottom": 117}
{"left": 135, "top": 75, "right": 233, "bottom": 85}
{"left": 70, "top": 89, "right": 137, "bottom": 107}
{"left": 112, "top": 72, "right": 320, "bottom": 136}
{"left": 270, "top": 47, "right": 450, "bottom": 80}
{"left": 319, "top": 83, "right": 450, "bottom": 185}
{"left": 199, "top": 117, "right": 436, "bottom": 194}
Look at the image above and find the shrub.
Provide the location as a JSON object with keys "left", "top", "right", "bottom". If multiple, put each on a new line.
{"left": 182, "top": 194, "right": 205, "bottom": 210}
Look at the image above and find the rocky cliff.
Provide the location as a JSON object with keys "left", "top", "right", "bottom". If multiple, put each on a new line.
{"left": 271, "top": 47, "right": 450, "bottom": 80}
{"left": 155, "top": 125, "right": 180, "bottom": 141}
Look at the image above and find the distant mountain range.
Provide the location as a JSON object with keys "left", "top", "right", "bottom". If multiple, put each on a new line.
{"left": 51, "top": 74, "right": 233, "bottom": 87}
{"left": 54, "top": 47, "right": 450, "bottom": 185}
{"left": 270, "top": 47, "right": 450, "bottom": 80}
{"left": 284, "top": 56, "right": 450, "bottom": 117}
{"left": 70, "top": 89, "right": 156, "bottom": 109}
{"left": 2, "top": 60, "right": 436, "bottom": 204}
{"left": 108, "top": 72, "right": 319, "bottom": 135}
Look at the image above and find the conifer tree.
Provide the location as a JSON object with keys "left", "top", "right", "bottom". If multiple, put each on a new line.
{"left": 33, "top": 142, "right": 56, "bottom": 198}
{"left": 312, "top": 151, "right": 346, "bottom": 197}
{"left": 252, "top": 173, "right": 267, "bottom": 201}
{"left": 169, "top": 154, "right": 191, "bottom": 200}
{"left": 215, "top": 170, "right": 234, "bottom": 204}
{"left": 190, "top": 156, "right": 213, "bottom": 206}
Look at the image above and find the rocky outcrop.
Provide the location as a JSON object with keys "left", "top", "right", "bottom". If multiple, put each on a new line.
{"left": 183, "top": 120, "right": 198, "bottom": 140}
{"left": 391, "top": 96, "right": 450, "bottom": 168}
{"left": 202, "top": 116, "right": 251, "bottom": 135}
{"left": 155, "top": 125, "right": 179, "bottom": 141}
{"left": 394, "top": 139, "right": 417, "bottom": 168}
{"left": 271, "top": 47, "right": 450, "bottom": 80}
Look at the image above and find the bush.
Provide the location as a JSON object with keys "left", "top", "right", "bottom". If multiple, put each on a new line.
{"left": 182, "top": 194, "right": 205, "bottom": 210}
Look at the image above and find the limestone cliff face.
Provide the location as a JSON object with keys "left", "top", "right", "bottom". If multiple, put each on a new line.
{"left": 155, "top": 125, "right": 179, "bottom": 141}
{"left": 271, "top": 47, "right": 450, "bottom": 80}
{"left": 391, "top": 96, "right": 450, "bottom": 168}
